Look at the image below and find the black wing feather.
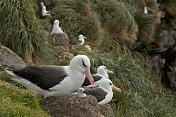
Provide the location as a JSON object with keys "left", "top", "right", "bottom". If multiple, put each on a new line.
{"left": 13, "top": 65, "right": 68, "bottom": 90}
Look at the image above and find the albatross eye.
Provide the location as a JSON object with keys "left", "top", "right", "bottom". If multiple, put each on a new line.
{"left": 109, "top": 82, "right": 112, "bottom": 85}
{"left": 82, "top": 60, "right": 87, "bottom": 68}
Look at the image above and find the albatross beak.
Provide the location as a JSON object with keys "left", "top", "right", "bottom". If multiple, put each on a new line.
{"left": 84, "top": 36, "right": 87, "bottom": 39}
{"left": 112, "top": 85, "right": 121, "bottom": 92}
{"left": 107, "top": 69, "right": 114, "bottom": 74}
{"left": 85, "top": 69, "right": 94, "bottom": 84}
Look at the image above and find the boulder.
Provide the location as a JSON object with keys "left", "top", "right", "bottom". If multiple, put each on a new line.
{"left": 44, "top": 96, "right": 114, "bottom": 117}
{"left": 148, "top": 29, "right": 175, "bottom": 52}
{"left": 167, "top": 67, "right": 176, "bottom": 89}
{"left": 149, "top": 55, "right": 165, "bottom": 74}
{"left": 0, "top": 45, "right": 26, "bottom": 68}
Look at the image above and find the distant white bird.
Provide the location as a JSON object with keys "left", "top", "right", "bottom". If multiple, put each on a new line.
{"left": 144, "top": 7, "right": 148, "bottom": 14}
{"left": 70, "top": 34, "right": 87, "bottom": 45}
{"left": 78, "top": 34, "right": 87, "bottom": 45}
{"left": 42, "top": 6, "right": 51, "bottom": 17}
{"left": 85, "top": 45, "right": 92, "bottom": 52}
{"left": 51, "top": 20, "right": 64, "bottom": 34}
{"left": 40, "top": 2, "right": 44, "bottom": 8}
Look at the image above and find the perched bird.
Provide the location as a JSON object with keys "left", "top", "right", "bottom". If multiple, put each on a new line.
{"left": 42, "top": 6, "right": 51, "bottom": 17}
{"left": 71, "top": 34, "right": 87, "bottom": 45}
{"left": 144, "top": 7, "right": 148, "bottom": 14}
{"left": 82, "top": 65, "right": 114, "bottom": 86}
{"left": 51, "top": 20, "right": 64, "bottom": 34}
{"left": 84, "top": 78, "right": 120, "bottom": 105}
{"left": 5, "top": 55, "right": 94, "bottom": 98}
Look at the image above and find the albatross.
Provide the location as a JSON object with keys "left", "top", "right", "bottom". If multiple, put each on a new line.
{"left": 5, "top": 55, "right": 94, "bottom": 98}
{"left": 51, "top": 20, "right": 64, "bottom": 34}
{"left": 82, "top": 65, "right": 114, "bottom": 86}
{"left": 84, "top": 78, "right": 119, "bottom": 105}
{"left": 144, "top": 7, "right": 148, "bottom": 14}
{"left": 71, "top": 34, "right": 87, "bottom": 45}
{"left": 42, "top": 6, "right": 51, "bottom": 17}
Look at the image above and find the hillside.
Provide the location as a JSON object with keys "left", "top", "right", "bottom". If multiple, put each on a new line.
{"left": 0, "top": 0, "right": 176, "bottom": 117}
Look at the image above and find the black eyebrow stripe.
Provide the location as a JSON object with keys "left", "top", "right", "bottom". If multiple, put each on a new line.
{"left": 82, "top": 60, "right": 87, "bottom": 67}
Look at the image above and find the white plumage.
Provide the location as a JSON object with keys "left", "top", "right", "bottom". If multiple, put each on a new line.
{"left": 5, "top": 55, "right": 94, "bottom": 98}
{"left": 51, "top": 20, "right": 64, "bottom": 34}
{"left": 144, "top": 7, "right": 148, "bottom": 14}
{"left": 42, "top": 6, "right": 51, "bottom": 17}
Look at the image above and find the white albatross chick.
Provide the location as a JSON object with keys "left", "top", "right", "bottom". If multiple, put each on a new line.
{"left": 4, "top": 55, "right": 94, "bottom": 98}
{"left": 51, "top": 20, "right": 64, "bottom": 34}
{"left": 77, "top": 87, "right": 86, "bottom": 98}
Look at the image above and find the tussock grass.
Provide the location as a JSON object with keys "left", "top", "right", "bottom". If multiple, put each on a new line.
{"left": 0, "top": 0, "right": 56, "bottom": 64}
{"left": 0, "top": 71, "right": 50, "bottom": 117}
{"left": 90, "top": 44, "right": 176, "bottom": 117}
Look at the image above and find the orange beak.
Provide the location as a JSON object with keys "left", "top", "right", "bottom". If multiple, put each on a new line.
{"left": 84, "top": 36, "right": 87, "bottom": 39}
{"left": 107, "top": 69, "right": 114, "bottom": 74}
{"left": 112, "top": 85, "right": 121, "bottom": 92}
{"left": 85, "top": 68, "right": 94, "bottom": 84}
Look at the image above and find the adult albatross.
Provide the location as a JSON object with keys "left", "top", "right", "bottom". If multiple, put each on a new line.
{"left": 5, "top": 55, "right": 94, "bottom": 98}
{"left": 84, "top": 78, "right": 118, "bottom": 105}
{"left": 82, "top": 65, "right": 114, "bottom": 86}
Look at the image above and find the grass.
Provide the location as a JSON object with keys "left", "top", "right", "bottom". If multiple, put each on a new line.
{"left": 0, "top": 0, "right": 57, "bottom": 64}
{"left": 0, "top": 0, "right": 175, "bottom": 117}
{"left": 89, "top": 44, "right": 176, "bottom": 117}
{"left": 0, "top": 68, "right": 50, "bottom": 117}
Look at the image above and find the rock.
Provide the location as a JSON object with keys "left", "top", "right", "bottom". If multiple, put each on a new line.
{"left": 149, "top": 29, "right": 175, "bottom": 52}
{"left": 0, "top": 46, "right": 26, "bottom": 68}
{"left": 149, "top": 55, "right": 165, "bottom": 74}
{"left": 167, "top": 67, "right": 176, "bottom": 89}
{"left": 44, "top": 95, "right": 114, "bottom": 117}
{"left": 49, "top": 33, "right": 70, "bottom": 51}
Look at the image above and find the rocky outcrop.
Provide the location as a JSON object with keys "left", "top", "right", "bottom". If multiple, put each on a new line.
{"left": 0, "top": 45, "right": 26, "bottom": 68}
{"left": 44, "top": 96, "right": 114, "bottom": 117}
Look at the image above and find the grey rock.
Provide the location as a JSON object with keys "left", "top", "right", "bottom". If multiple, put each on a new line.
{"left": 0, "top": 46, "right": 26, "bottom": 68}
{"left": 167, "top": 67, "right": 176, "bottom": 89}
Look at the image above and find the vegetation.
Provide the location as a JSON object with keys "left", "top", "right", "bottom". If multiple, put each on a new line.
{"left": 0, "top": 68, "right": 50, "bottom": 117}
{"left": 0, "top": 0, "right": 56, "bottom": 64}
{"left": 0, "top": 0, "right": 175, "bottom": 117}
{"left": 90, "top": 44, "right": 176, "bottom": 117}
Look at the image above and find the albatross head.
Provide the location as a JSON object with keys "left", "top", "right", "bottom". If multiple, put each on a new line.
{"left": 97, "top": 66, "right": 114, "bottom": 78}
{"left": 42, "top": 6, "right": 46, "bottom": 11}
{"left": 54, "top": 20, "right": 59, "bottom": 26}
{"left": 99, "top": 79, "right": 120, "bottom": 92}
{"left": 78, "top": 34, "right": 87, "bottom": 40}
{"left": 69, "top": 55, "right": 94, "bottom": 84}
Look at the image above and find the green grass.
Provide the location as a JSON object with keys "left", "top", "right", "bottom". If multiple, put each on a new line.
{"left": 0, "top": 0, "right": 57, "bottom": 64}
{"left": 0, "top": 70, "right": 50, "bottom": 117}
{"left": 89, "top": 44, "right": 176, "bottom": 117}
